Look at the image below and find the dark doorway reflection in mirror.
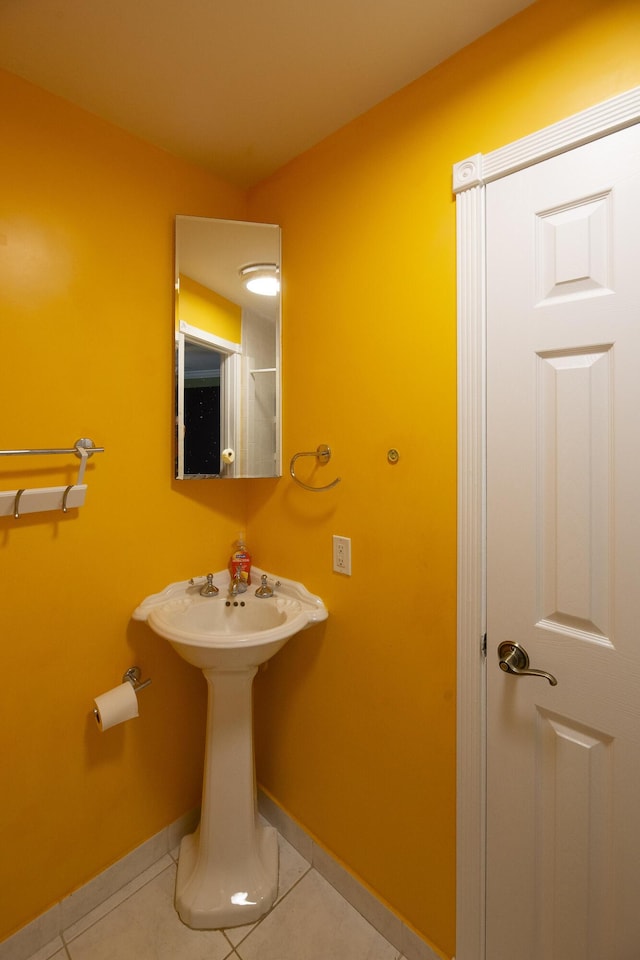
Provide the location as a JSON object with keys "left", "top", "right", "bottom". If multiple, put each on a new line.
{"left": 184, "top": 341, "right": 221, "bottom": 477}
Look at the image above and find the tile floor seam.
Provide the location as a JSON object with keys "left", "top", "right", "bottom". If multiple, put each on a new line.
{"left": 222, "top": 928, "right": 245, "bottom": 951}
{"left": 60, "top": 860, "right": 176, "bottom": 947}
{"left": 265, "top": 861, "right": 315, "bottom": 919}
{"left": 233, "top": 866, "right": 398, "bottom": 960}
{"left": 219, "top": 860, "right": 314, "bottom": 951}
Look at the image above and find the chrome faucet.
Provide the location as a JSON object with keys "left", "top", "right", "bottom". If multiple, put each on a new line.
{"left": 228, "top": 568, "right": 247, "bottom": 598}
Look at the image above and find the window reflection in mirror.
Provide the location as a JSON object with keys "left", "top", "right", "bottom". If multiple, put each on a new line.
{"left": 174, "top": 216, "right": 281, "bottom": 479}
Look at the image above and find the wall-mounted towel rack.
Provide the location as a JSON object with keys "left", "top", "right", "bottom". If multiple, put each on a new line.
{"left": 290, "top": 444, "right": 341, "bottom": 492}
{"left": 0, "top": 438, "right": 104, "bottom": 518}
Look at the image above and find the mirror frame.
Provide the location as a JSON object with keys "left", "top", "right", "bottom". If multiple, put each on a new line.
{"left": 174, "top": 216, "right": 282, "bottom": 480}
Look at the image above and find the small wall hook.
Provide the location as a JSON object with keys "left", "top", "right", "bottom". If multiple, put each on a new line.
{"left": 62, "top": 485, "right": 75, "bottom": 513}
{"left": 13, "top": 489, "right": 25, "bottom": 519}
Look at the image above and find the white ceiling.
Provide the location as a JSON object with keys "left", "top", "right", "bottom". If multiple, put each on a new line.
{"left": 0, "top": 0, "right": 533, "bottom": 186}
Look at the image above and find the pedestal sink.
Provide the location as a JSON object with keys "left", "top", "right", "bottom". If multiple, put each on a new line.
{"left": 132, "top": 567, "right": 327, "bottom": 929}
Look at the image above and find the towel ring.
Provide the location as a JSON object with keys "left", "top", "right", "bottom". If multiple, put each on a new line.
{"left": 290, "top": 444, "right": 341, "bottom": 492}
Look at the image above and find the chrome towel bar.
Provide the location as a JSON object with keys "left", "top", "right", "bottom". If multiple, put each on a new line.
{"left": 0, "top": 438, "right": 104, "bottom": 457}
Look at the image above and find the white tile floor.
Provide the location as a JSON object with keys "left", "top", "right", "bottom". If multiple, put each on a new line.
{"left": 26, "top": 831, "right": 407, "bottom": 960}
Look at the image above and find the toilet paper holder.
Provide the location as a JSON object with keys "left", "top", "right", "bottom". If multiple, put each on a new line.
{"left": 92, "top": 666, "right": 151, "bottom": 723}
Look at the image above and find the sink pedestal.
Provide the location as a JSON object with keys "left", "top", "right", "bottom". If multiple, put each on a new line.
{"left": 176, "top": 665, "right": 278, "bottom": 929}
{"left": 132, "top": 569, "right": 329, "bottom": 928}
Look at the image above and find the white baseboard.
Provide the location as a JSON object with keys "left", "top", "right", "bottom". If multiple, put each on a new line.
{"left": 257, "top": 789, "right": 442, "bottom": 960}
{"left": 0, "top": 808, "right": 199, "bottom": 960}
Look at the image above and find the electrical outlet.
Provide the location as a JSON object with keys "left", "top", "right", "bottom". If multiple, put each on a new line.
{"left": 332, "top": 535, "right": 352, "bottom": 575}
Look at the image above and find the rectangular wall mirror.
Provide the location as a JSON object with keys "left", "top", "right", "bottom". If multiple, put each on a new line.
{"left": 174, "top": 216, "right": 281, "bottom": 479}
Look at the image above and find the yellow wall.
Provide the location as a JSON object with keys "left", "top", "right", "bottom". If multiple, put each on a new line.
{"left": 2, "top": 1, "right": 640, "bottom": 957}
{"left": 0, "top": 69, "right": 250, "bottom": 938}
{"left": 246, "top": 1, "right": 640, "bottom": 957}
{"left": 177, "top": 274, "right": 242, "bottom": 342}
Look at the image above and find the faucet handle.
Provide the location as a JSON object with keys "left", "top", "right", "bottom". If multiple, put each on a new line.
{"left": 255, "top": 574, "right": 280, "bottom": 598}
{"left": 198, "top": 573, "right": 219, "bottom": 597}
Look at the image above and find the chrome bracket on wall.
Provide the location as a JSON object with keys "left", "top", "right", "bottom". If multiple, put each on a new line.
{"left": 123, "top": 666, "right": 152, "bottom": 692}
{"left": 289, "top": 444, "right": 341, "bottom": 492}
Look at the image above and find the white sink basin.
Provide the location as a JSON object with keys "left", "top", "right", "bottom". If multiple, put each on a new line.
{"left": 133, "top": 567, "right": 327, "bottom": 669}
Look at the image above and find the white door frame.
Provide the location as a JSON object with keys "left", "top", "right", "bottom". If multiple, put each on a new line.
{"left": 454, "top": 85, "right": 640, "bottom": 960}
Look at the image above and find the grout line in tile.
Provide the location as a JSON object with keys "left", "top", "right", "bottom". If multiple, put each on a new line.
{"left": 61, "top": 856, "right": 174, "bottom": 945}
{"left": 221, "top": 860, "right": 314, "bottom": 951}
{"left": 12, "top": 939, "right": 63, "bottom": 960}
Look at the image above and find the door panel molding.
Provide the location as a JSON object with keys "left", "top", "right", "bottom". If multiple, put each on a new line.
{"left": 534, "top": 709, "right": 614, "bottom": 959}
{"left": 454, "top": 85, "right": 640, "bottom": 960}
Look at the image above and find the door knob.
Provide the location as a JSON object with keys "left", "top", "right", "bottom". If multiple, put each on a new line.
{"left": 497, "top": 641, "right": 558, "bottom": 686}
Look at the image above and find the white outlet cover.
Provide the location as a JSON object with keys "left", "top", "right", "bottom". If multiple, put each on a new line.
{"left": 332, "top": 535, "right": 352, "bottom": 575}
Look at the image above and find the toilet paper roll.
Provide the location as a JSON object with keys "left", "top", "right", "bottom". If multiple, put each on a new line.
{"left": 94, "top": 682, "right": 139, "bottom": 731}
{"left": 221, "top": 448, "right": 235, "bottom": 464}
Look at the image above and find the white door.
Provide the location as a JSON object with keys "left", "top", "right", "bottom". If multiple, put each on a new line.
{"left": 486, "top": 122, "right": 640, "bottom": 960}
